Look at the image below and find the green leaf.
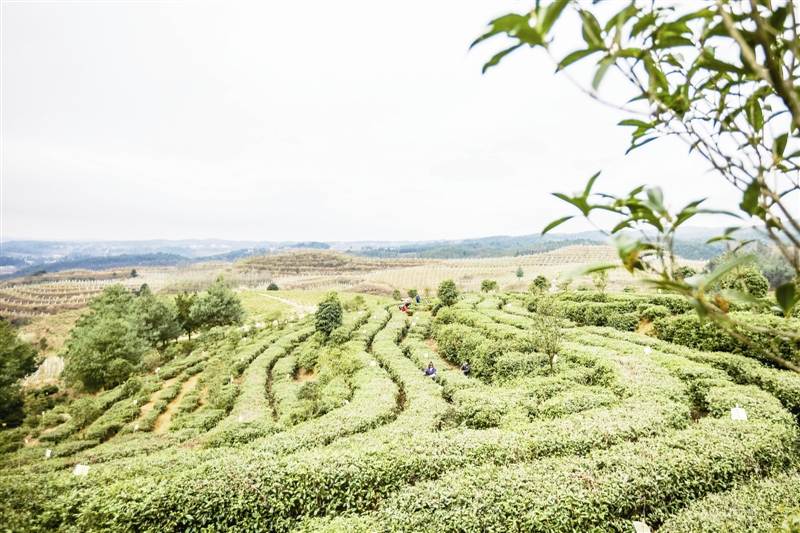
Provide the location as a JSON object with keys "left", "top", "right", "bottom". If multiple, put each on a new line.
{"left": 592, "top": 56, "right": 615, "bottom": 91}
{"left": 646, "top": 187, "right": 664, "bottom": 211}
{"left": 775, "top": 282, "right": 798, "bottom": 317}
{"left": 557, "top": 263, "right": 617, "bottom": 284}
{"left": 774, "top": 133, "right": 788, "bottom": 160}
{"left": 540, "top": 0, "right": 569, "bottom": 34}
{"left": 482, "top": 44, "right": 522, "bottom": 73}
{"left": 739, "top": 179, "right": 762, "bottom": 216}
{"left": 704, "top": 254, "right": 755, "bottom": 288}
{"left": 471, "top": 14, "right": 543, "bottom": 49}
{"left": 579, "top": 10, "right": 604, "bottom": 49}
{"left": 746, "top": 93, "right": 764, "bottom": 132}
{"left": 557, "top": 48, "right": 601, "bottom": 71}
{"left": 719, "top": 289, "right": 766, "bottom": 307}
{"left": 542, "top": 216, "right": 574, "bottom": 235}
{"left": 604, "top": 2, "right": 639, "bottom": 33}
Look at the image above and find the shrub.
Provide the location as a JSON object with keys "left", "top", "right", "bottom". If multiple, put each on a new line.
{"left": 530, "top": 275, "right": 549, "bottom": 293}
{"left": 607, "top": 312, "right": 639, "bottom": 332}
{"left": 327, "top": 326, "right": 350, "bottom": 346}
{"left": 437, "top": 279, "right": 459, "bottom": 306}
{"left": 267, "top": 282, "right": 279, "bottom": 291}
{"left": 675, "top": 265, "right": 697, "bottom": 280}
{"left": 622, "top": 285, "right": 637, "bottom": 293}
{"left": 654, "top": 312, "right": 800, "bottom": 365}
{"left": 481, "top": 279, "right": 499, "bottom": 293}
{"left": 315, "top": 292, "right": 343, "bottom": 336}
{"left": 641, "top": 305, "right": 671, "bottom": 321}
{"left": 68, "top": 397, "right": 101, "bottom": 429}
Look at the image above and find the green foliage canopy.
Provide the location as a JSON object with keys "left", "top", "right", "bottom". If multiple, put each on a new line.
{"left": 481, "top": 279, "right": 499, "bottom": 293}
{"left": 316, "top": 292, "right": 343, "bottom": 337}
{"left": 0, "top": 320, "right": 39, "bottom": 427}
{"left": 530, "top": 275, "right": 549, "bottom": 293}
{"left": 437, "top": 279, "right": 460, "bottom": 306}
{"left": 190, "top": 276, "right": 245, "bottom": 330}
{"left": 63, "top": 286, "right": 150, "bottom": 392}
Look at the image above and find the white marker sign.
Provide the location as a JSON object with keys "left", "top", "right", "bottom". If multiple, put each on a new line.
{"left": 632, "top": 522, "right": 652, "bottom": 533}
{"left": 552, "top": 354, "right": 558, "bottom": 364}
{"left": 370, "top": 361, "right": 377, "bottom": 367}
{"left": 72, "top": 464, "right": 90, "bottom": 476}
{"left": 731, "top": 404, "right": 748, "bottom": 421}
{"left": 238, "top": 415, "right": 243, "bottom": 422}
{"left": 45, "top": 449, "right": 52, "bottom": 458}
{"left": 644, "top": 346, "right": 652, "bottom": 355}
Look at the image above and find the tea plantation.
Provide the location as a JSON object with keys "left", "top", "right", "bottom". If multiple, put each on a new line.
{"left": 1, "top": 290, "right": 799, "bottom": 532}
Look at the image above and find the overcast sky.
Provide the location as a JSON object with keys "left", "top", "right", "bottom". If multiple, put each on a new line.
{"left": 2, "top": 1, "right": 741, "bottom": 242}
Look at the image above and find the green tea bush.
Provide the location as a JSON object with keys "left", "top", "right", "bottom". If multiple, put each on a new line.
{"left": 641, "top": 304, "right": 671, "bottom": 321}
{"left": 654, "top": 312, "right": 800, "bottom": 365}
{"left": 0, "top": 428, "right": 26, "bottom": 454}
{"left": 4, "top": 296, "right": 800, "bottom": 533}
{"left": 537, "top": 386, "right": 620, "bottom": 418}
{"left": 660, "top": 470, "right": 800, "bottom": 533}
{"left": 607, "top": 312, "right": 639, "bottom": 331}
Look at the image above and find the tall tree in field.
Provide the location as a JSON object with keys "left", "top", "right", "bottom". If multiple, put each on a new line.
{"left": 530, "top": 275, "right": 549, "bottom": 293}
{"left": 592, "top": 270, "right": 609, "bottom": 296}
{"left": 516, "top": 266, "right": 524, "bottom": 281}
{"left": 481, "top": 279, "right": 499, "bottom": 293}
{"left": 0, "top": 320, "right": 39, "bottom": 427}
{"left": 190, "top": 276, "right": 245, "bottom": 330}
{"left": 63, "top": 285, "right": 149, "bottom": 392}
{"left": 532, "top": 295, "right": 564, "bottom": 374}
{"left": 316, "top": 292, "right": 343, "bottom": 337}
{"left": 437, "top": 279, "right": 460, "bottom": 307}
{"left": 474, "top": 0, "right": 800, "bottom": 373}
{"left": 175, "top": 293, "right": 200, "bottom": 340}
{"left": 132, "top": 285, "right": 181, "bottom": 349}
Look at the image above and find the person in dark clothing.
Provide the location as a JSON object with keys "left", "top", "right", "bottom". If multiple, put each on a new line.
{"left": 460, "top": 360, "right": 470, "bottom": 378}
{"left": 415, "top": 294, "right": 421, "bottom": 303}
{"left": 424, "top": 362, "right": 436, "bottom": 379}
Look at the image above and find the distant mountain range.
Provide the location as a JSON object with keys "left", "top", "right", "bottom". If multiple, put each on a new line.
{"left": 0, "top": 227, "right": 764, "bottom": 279}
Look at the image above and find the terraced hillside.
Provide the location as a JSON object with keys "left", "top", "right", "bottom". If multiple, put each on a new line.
{"left": 1, "top": 290, "right": 798, "bottom": 532}
{"left": 252, "top": 246, "right": 704, "bottom": 293}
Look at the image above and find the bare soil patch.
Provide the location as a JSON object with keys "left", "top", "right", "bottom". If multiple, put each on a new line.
{"left": 296, "top": 367, "right": 317, "bottom": 383}
{"left": 152, "top": 374, "right": 200, "bottom": 434}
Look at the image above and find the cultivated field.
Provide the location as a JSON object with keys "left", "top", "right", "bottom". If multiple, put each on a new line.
{"left": 1, "top": 289, "right": 798, "bottom": 532}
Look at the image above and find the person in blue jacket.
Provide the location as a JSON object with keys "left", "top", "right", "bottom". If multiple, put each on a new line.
{"left": 415, "top": 294, "right": 421, "bottom": 303}
{"left": 460, "top": 360, "right": 470, "bottom": 378}
{"left": 424, "top": 362, "right": 436, "bottom": 379}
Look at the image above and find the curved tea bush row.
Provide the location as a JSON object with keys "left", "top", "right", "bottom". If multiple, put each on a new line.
{"left": 201, "top": 325, "right": 315, "bottom": 447}
{"left": 375, "top": 416, "right": 797, "bottom": 532}
{"left": 2, "top": 295, "right": 799, "bottom": 532}
{"left": 577, "top": 327, "right": 800, "bottom": 420}
{"left": 659, "top": 469, "right": 800, "bottom": 533}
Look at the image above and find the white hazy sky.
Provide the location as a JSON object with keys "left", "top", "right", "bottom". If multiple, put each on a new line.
{"left": 2, "top": 1, "right": 739, "bottom": 242}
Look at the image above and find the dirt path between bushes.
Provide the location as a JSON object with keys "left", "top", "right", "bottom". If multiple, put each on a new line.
{"left": 152, "top": 374, "right": 200, "bottom": 434}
